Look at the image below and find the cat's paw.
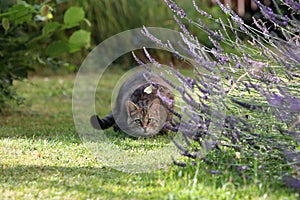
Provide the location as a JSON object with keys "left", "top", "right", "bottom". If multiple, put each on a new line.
{"left": 159, "top": 128, "right": 169, "bottom": 134}
{"left": 113, "top": 124, "right": 121, "bottom": 132}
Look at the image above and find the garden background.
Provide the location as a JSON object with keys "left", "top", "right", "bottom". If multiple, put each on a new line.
{"left": 0, "top": 0, "right": 299, "bottom": 199}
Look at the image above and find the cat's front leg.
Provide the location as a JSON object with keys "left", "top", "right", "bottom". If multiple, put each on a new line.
{"left": 113, "top": 124, "right": 121, "bottom": 132}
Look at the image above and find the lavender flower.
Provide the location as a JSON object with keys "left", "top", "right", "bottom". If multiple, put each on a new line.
{"left": 185, "top": 77, "right": 195, "bottom": 90}
{"left": 215, "top": 0, "right": 231, "bottom": 14}
{"left": 141, "top": 26, "right": 165, "bottom": 48}
{"left": 284, "top": 0, "right": 300, "bottom": 14}
{"left": 192, "top": 0, "right": 212, "bottom": 19}
{"left": 267, "top": 92, "right": 300, "bottom": 113}
{"left": 241, "top": 165, "right": 248, "bottom": 171}
{"left": 149, "top": 0, "right": 300, "bottom": 187}
{"left": 209, "top": 170, "right": 222, "bottom": 175}
{"left": 172, "top": 158, "right": 187, "bottom": 167}
{"left": 173, "top": 15, "right": 189, "bottom": 35}
{"left": 254, "top": 0, "right": 289, "bottom": 27}
{"left": 283, "top": 175, "right": 300, "bottom": 190}
{"left": 157, "top": 89, "right": 174, "bottom": 106}
{"left": 164, "top": 0, "right": 186, "bottom": 18}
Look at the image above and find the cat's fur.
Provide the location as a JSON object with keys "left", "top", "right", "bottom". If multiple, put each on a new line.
{"left": 90, "top": 71, "right": 174, "bottom": 137}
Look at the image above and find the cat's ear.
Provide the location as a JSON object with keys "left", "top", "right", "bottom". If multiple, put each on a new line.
{"left": 127, "top": 101, "right": 139, "bottom": 116}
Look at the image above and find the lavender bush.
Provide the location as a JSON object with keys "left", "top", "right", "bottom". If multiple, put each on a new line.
{"left": 140, "top": 0, "right": 300, "bottom": 189}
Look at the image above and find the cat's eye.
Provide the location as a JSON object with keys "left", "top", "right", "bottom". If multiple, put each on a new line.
{"left": 134, "top": 119, "right": 141, "bottom": 124}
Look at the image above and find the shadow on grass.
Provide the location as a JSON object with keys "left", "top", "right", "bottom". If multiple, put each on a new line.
{"left": 0, "top": 111, "right": 80, "bottom": 143}
{"left": 0, "top": 164, "right": 164, "bottom": 198}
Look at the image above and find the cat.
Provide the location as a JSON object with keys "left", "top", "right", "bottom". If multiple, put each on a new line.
{"left": 90, "top": 71, "right": 174, "bottom": 137}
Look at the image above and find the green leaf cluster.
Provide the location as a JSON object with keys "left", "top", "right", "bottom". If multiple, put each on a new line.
{"left": 0, "top": 1, "right": 91, "bottom": 110}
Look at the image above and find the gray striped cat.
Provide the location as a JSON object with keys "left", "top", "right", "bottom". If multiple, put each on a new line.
{"left": 90, "top": 71, "right": 174, "bottom": 137}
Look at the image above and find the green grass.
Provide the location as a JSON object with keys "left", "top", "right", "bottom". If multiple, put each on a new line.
{"left": 0, "top": 70, "right": 299, "bottom": 199}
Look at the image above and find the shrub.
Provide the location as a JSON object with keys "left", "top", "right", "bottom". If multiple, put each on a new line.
{"left": 141, "top": 0, "right": 300, "bottom": 189}
{"left": 0, "top": 0, "right": 91, "bottom": 110}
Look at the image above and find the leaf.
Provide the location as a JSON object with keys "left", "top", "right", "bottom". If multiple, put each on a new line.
{"left": 40, "top": 5, "right": 54, "bottom": 19}
{"left": 40, "top": 5, "right": 49, "bottom": 16}
{"left": 64, "top": 7, "right": 85, "bottom": 26}
{"left": 46, "top": 41, "right": 70, "bottom": 57}
{"left": 42, "top": 22, "right": 60, "bottom": 36}
{"left": 2, "top": 18, "right": 10, "bottom": 31}
{"left": 68, "top": 30, "right": 90, "bottom": 52}
{"left": 144, "top": 85, "right": 153, "bottom": 94}
{"left": 8, "top": 4, "right": 34, "bottom": 25}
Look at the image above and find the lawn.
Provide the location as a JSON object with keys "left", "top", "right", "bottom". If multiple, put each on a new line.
{"left": 0, "top": 69, "right": 299, "bottom": 199}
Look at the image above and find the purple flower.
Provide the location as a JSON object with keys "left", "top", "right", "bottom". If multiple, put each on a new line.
{"left": 164, "top": 123, "right": 179, "bottom": 132}
{"left": 173, "top": 15, "right": 189, "bottom": 35}
{"left": 192, "top": 0, "right": 212, "bottom": 19}
{"left": 283, "top": 175, "right": 300, "bottom": 190}
{"left": 157, "top": 89, "right": 174, "bottom": 106}
{"left": 197, "top": 19, "right": 223, "bottom": 41}
{"left": 210, "top": 170, "right": 222, "bottom": 175}
{"left": 172, "top": 158, "right": 187, "bottom": 167}
{"left": 143, "top": 47, "right": 162, "bottom": 68}
{"left": 230, "top": 11, "right": 250, "bottom": 35}
{"left": 289, "top": 97, "right": 300, "bottom": 112}
{"left": 164, "top": 0, "right": 186, "bottom": 18}
{"left": 209, "top": 36, "right": 223, "bottom": 52}
{"left": 254, "top": 0, "right": 290, "bottom": 27}
{"left": 141, "top": 26, "right": 165, "bottom": 48}
{"left": 285, "top": 0, "right": 300, "bottom": 14}
{"left": 182, "top": 92, "right": 201, "bottom": 110}
{"left": 155, "top": 0, "right": 300, "bottom": 183}
{"left": 215, "top": 0, "right": 231, "bottom": 14}
{"left": 267, "top": 93, "right": 300, "bottom": 113}
{"left": 182, "top": 151, "right": 197, "bottom": 159}
{"left": 185, "top": 77, "right": 195, "bottom": 90}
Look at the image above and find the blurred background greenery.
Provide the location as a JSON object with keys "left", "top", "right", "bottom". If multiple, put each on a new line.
{"left": 62, "top": 0, "right": 216, "bottom": 70}
{"left": 0, "top": 0, "right": 269, "bottom": 109}
{"left": 0, "top": 0, "right": 212, "bottom": 109}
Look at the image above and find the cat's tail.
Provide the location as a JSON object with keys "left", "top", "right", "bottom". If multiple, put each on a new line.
{"left": 90, "top": 113, "right": 115, "bottom": 130}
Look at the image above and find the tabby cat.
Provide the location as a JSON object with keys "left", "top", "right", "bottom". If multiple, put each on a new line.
{"left": 90, "top": 71, "right": 174, "bottom": 137}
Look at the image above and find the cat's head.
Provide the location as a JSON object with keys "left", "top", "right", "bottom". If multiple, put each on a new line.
{"left": 126, "top": 98, "right": 166, "bottom": 137}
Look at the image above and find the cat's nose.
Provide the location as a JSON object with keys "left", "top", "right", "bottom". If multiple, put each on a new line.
{"left": 143, "top": 127, "right": 147, "bottom": 133}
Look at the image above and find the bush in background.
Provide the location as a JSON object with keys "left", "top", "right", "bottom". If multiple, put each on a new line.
{"left": 71, "top": 0, "right": 227, "bottom": 67}
{"left": 0, "top": 0, "right": 91, "bottom": 110}
{"left": 140, "top": 0, "right": 300, "bottom": 189}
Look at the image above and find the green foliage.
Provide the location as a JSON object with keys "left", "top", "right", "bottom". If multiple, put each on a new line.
{"left": 63, "top": 6, "right": 85, "bottom": 26}
{"left": 45, "top": 41, "right": 70, "bottom": 57}
{"left": 68, "top": 30, "right": 91, "bottom": 52}
{"left": 72, "top": 0, "right": 218, "bottom": 44}
{"left": 70, "top": 0, "right": 228, "bottom": 66}
{"left": 0, "top": 0, "right": 91, "bottom": 110}
{"left": 72, "top": 0, "right": 174, "bottom": 44}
